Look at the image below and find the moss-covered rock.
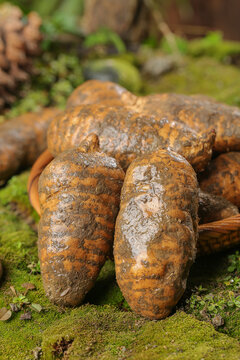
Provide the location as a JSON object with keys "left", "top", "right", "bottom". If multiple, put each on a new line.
{"left": 83, "top": 58, "right": 142, "bottom": 94}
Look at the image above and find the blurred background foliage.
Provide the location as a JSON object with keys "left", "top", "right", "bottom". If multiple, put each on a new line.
{"left": 2, "top": 0, "right": 240, "bottom": 117}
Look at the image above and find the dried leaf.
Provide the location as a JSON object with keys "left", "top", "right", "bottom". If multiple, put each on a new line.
{"left": 10, "top": 303, "right": 20, "bottom": 312}
{"left": 21, "top": 282, "right": 36, "bottom": 291}
{"left": 31, "top": 303, "right": 42, "bottom": 313}
{"left": 20, "top": 311, "right": 32, "bottom": 320}
{"left": 10, "top": 286, "right": 17, "bottom": 296}
{"left": 0, "top": 307, "right": 12, "bottom": 321}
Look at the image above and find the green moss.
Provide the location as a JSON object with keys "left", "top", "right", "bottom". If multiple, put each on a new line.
{"left": 0, "top": 200, "right": 63, "bottom": 359}
{"left": 143, "top": 57, "right": 240, "bottom": 106}
{"left": 0, "top": 173, "right": 67, "bottom": 360}
{"left": 41, "top": 307, "right": 240, "bottom": 360}
{"left": 188, "top": 32, "right": 240, "bottom": 62}
{"left": 0, "top": 171, "right": 39, "bottom": 223}
{"left": 85, "top": 260, "right": 129, "bottom": 309}
{"left": 183, "top": 249, "right": 240, "bottom": 341}
{"left": 4, "top": 52, "right": 83, "bottom": 118}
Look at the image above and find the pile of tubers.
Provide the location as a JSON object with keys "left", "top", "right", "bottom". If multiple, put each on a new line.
{"left": 3, "top": 80, "right": 240, "bottom": 320}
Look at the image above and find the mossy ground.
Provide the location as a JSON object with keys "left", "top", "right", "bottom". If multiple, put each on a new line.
{"left": 1, "top": 53, "right": 240, "bottom": 359}
{"left": 143, "top": 56, "right": 240, "bottom": 107}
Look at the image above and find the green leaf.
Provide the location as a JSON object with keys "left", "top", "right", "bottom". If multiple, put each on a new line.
{"left": 84, "top": 27, "right": 126, "bottom": 53}
{"left": 31, "top": 303, "right": 43, "bottom": 313}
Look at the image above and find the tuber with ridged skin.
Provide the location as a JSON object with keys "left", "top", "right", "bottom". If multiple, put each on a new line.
{"left": 132, "top": 93, "right": 240, "bottom": 154}
{"left": 114, "top": 149, "right": 198, "bottom": 320}
{"left": 66, "top": 80, "right": 240, "bottom": 155}
{"left": 199, "top": 152, "right": 240, "bottom": 207}
{"left": 0, "top": 107, "right": 61, "bottom": 185}
{"left": 47, "top": 103, "right": 215, "bottom": 173}
{"left": 198, "top": 189, "right": 239, "bottom": 224}
{"left": 38, "top": 134, "right": 125, "bottom": 306}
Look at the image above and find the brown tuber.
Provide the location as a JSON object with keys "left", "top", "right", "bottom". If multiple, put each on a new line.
{"left": 199, "top": 152, "right": 240, "bottom": 207}
{"left": 198, "top": 190, "right": 239, "bottom": 224}
{"left": 132, "top": 93, "right": 240, "bottom": 154}
{"left": 47, "top": 104, "right": 215, "bottom": 173}
{"left": 38, "top": 134, "right": 125, "bottom": 306}
{"left": 66, "top": 79, "right": 137, "bottom": 109}
{"left": 114, "top": 149, "right": 198, "bottom": 319}
{"left": 0, "top": 107, "right": 60, "bottom": 185}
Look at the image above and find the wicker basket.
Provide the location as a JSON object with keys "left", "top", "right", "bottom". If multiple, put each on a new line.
{"left": 198, "top": 215, "right": 240, "bottom": 255}
{"left": 28, "top": 150, "right": 240, "bottom": 257}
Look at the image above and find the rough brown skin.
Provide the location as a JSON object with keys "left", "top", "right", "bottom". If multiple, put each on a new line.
{"left": 67, "top": 80, "right": 240, "bottom": 154}
{"left": 132, "top": 93, "right": 240, "bottom": 153}
{"left": 114, "top": 150, "right": 198, "bottom": 320}
{"left": 198, "top": 189, "right": 239, "bottom": 224}
{"left": 28, "top": 134, "right": 100, "bottom": 216}
{"left": 47, "top": 104, "right": 215, "bottom": 173}
{"left": 199, "top": 152, "right": 240, "bottom": 207}
{"left": 0, "top": 107, "right": 61, "bottom": 185}
{"left": 66, "top": 79, "right": 137, "bottom": 108}
{"left": 38, "top": 136, "right": 125, "bottom": 306}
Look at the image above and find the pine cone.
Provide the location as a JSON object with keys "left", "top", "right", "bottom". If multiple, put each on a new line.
{"left": 0, "top": 3, "right": 42, "bottom": 109}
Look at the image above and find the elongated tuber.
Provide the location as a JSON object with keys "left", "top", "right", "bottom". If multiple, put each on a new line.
{"left": 47, "top": 104, "right": 215, "bottom": 172}
{"left": 38, "top": 135, "right": 125, "bottom": 306}
{"left": 199, "top": 152, "right": 240, "bottom": 207}
{"left": 0, "top": 107, "right": 60, "bottom": 185}
{"left": 67, "top": 80, "right": 240, "bottom": 154}
{"left": 132, "top": 93, "right": 240, "bottom": 153}
{"left": 198, "top": 190, "right": 239, "bottom": 224}
{"left": 114, "top": 149, "right": 198, "bottom": 319}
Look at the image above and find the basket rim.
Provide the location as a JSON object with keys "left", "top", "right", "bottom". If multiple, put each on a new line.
{"left": 199, "top": 214, "right": 240, "bottom": 233}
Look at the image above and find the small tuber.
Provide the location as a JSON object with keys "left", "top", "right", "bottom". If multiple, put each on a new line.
{"left": 38, "top": 134, "right": 125, "bottom": 306}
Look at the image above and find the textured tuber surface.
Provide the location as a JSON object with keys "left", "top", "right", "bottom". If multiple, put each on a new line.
{"left": 114, "top": 149, "right": 198, "bottom": 319}
{"left": 48, "top": 103, "right": 215, "bottom": 172}
{"left": 0, "top": 107, "right": 60, "bottom": 185}
{"left": 199, "top": 152, "right": 240, "bottom": 207}
{"left": 66, "top": 79, "right": 137, "bottom": 108}
{"left": 38, "top": 139, "right": 125, "bottom": 306}
{"left": 198, "top": 189, "right": 239, "bottom": 224}
{"left": 133, "top": 93, "right": 240, "bottom": 154}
